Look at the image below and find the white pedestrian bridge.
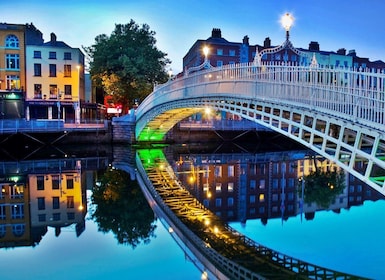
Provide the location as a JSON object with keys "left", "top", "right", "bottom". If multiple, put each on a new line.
{"left": 125, "top": 62, "right": 385, "bottom": 195}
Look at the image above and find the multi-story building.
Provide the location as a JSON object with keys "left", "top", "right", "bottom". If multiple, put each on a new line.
{"left": 0, "top": 23, "right": 43, "bottom": 119}
{"left": 183, "top": 28, "right": 384, "bottom": 72}
{"left": 25, "top": 32, "right": 85, "bottom": 123}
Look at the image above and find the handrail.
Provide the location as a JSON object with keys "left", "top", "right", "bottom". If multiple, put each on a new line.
{"left": 137, "top": 62, "right": 385, "bottom": 133}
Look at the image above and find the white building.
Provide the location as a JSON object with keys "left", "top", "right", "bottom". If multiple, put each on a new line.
{"left": 25, "top": 33, "right": 85, "bottom": 123}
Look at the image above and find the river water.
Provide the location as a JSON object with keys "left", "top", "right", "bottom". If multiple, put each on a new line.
{"left": 0, "top": 143, "right": 384, "bottom": 279}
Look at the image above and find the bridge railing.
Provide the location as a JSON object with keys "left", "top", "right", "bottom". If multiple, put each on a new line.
{"left": 138, "top": 62, "right": 385, "bottom": 132}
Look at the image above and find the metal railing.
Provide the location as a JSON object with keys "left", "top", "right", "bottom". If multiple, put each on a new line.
{"left": 137, "top": 62, "right": 385, "bottom": 133}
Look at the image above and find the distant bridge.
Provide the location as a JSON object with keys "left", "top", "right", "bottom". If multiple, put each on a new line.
{"left": 116, "top": 62, "right": 385, "bottom": 195}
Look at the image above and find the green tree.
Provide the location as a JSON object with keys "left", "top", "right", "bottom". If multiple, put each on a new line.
{"left": 91, "top": 168, "right": 157, "bottom": 248}
{"left": 84, "top": 19, "right": 170, "bottom": 113}
{"left": 301, "top": 169, "right": 345, "bottom": 208}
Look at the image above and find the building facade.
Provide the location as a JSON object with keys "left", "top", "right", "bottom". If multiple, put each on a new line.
{"left": 183, "top": 28, "right": 385, "bottom": 73}
{"left": 25, "top": 32, "right": 85, "bottom": 123}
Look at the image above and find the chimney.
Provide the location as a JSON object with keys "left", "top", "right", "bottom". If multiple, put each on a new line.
{"left": 50, "top": 32, "right": 57, "bottom": 43}
{"left": 243, "top": 35, "right": 249, "bottom": 45}
{"left": 263, "top": 37, "right": 271, "bottom": 48}
{"left": 337, "top": 48, "right": 346, "bottom": 55}
{"left": 211, "top": 28, "right": 222, "bottom": 38}
{"left": 309, "top": 41, "right": 320, "bottom": 51}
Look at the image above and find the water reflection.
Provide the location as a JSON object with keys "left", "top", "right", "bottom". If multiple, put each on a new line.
{"left": 168, "top": 144, "right": 385, "bottom": 225}
{"left": 91, "top": 168, "right": 156, "bottom": 247}
{"left": 0, "top": 142, "right": 384, "bottom": 279}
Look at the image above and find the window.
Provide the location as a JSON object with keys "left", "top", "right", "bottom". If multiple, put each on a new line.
{"left": 37, "top": 197, "right": 45, "bottom": 210}
{"left": 67, "top": 196, "right": 74, "bottom": 208}
{"left": 12, "top": 224, "right": 25, "bottom": 237}
{"left": 6, "top": 54, "right": 19, "bottom": 69}
{"left": 215, "top": 198, "right": 222, "bottom": 207}
{"left": 64, "top": 64, "right": 71, "bottom": 77}
{"left": 52, "top": 174, "right": 60, "bottom": 189}
{"left": 49, "top": 64, "right": 57, "bottom": 77}
{"left": 272, "top": 179, "right": 279, "bottom": 189}
{"left": 38, "top": 214, "right": 46, "bottom": 222}
{"left": 215, "top": 183, "right": 222, "bottom": 193}
{"left": 259, "top": 207, "right": 265, "bottom": 214}
{"left": 64, "top": 85, "right": 72, "bottom": 97}
{"left": 67, "top": 212, "right": 75, "bottom": 220}
{"left": 64, "top": 52, "right": 72, "bottom": 60}
{"left": 259, "top": 179, "right": 265, "bottom": 189}
{"left": 272, "top": 163, "right": 279, "bottom": 174}
{"left": 216, "top": 60, "right": 223, "bottom": 67}
{"left": 228, "top": 165, "right": 234, "bottom": 177}
{"left": 66, "top": 177, "right": 74, "bottom": 189}
{"left": 250, "top": 195, "right": 256, "bottom": 203}
{"left": 6, "top": 75, "right": 20, "bottom": 90}
{"left": 214, "top": 166, "right": 222, "bottom": 177}
{"left": 52, "top": 197, "right": 60, "bottom": 209}
{"left": 34, "top": 84, "right": 42, "bottom": 99}
{"left": 11, "top": 204, "right": 24, "bottom": 219}
{"left": 250, "top": 180, "right": 256, "bottom": 190}
{"left": 53, "top": 213, "right": 61, "bottom": 221}
{"left": 34, "top": 50, "right": 42, "bottom": 58}
{"left": 227, "top": 182, "right": 234, "bottom": 192}
{"left": 203, "top": 183, "right": 209, "bottom": 193}
{"left": 34, "top": 63, "right": 42, "bottom": 76}
{"left": 259, "top": 164, "right": 266, "bottom": 175}
{"left": 0, "top": 225, "right": 5, "bottom": 238}
{"left": 5, "top": 34, "right": 19, "bottom": 48}
{"left": 228, "top": 197, "right": 234, "bottom": 207}
{"left": 259, "top": 193, "right": 265, "bottom": 202}
{"left": 11, "top": 184, "right": 23, "bottom": 199}
{"left": 49, "top": 85, "right": 58, "bottom": 98}
{"left": 229, "top": 50, "right": 235, "bottom": 56}
{"left": 217, "top": 49, "right": 223, "bottom": 55}
{"left": 49, "top": 51, "right": 57, "bottom": 59}
{"left": 0, "top": 205, "right": 5, "bottom": 220}
{"left": 250, "top": 164, "right": 256, "bottom": 175}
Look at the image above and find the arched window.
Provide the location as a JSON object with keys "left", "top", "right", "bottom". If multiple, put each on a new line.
{"left": 5, "top": 34, "right": 19, "bottom": 48}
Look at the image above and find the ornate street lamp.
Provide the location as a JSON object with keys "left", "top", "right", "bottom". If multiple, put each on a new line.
{"left": 185, "top": 45, "right": 212, "bottom": 75}
{"left": 254, "top": 13, "right": 315, "bottom": 66}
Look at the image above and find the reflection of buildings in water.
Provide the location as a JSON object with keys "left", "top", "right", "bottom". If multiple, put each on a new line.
{"left": 173, "top": 151, "right": 385, "bottom": 223}
{"left": 0, "top": 157, "right": 108, "bottom": 248}
{"left": 0, "top": 177, "right": 32, "bottom": 247}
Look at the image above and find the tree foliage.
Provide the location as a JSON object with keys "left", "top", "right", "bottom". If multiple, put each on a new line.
{"left": 301, "top": 169, "right": 345, "bottom": 208}
{"left": 91, "top": 168, "right": 157, "bottom": 248}
{"left": 84, "top": 19, "right": 170, "bottom": 112}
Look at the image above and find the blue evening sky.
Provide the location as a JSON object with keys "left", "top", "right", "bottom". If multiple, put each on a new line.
{"left": 2, "top": 0, "right": 385, "bottom": 73}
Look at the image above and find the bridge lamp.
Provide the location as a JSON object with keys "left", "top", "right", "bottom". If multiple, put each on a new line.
{"left": 202, "top": 46, "right": 210, "bottom": 62}
{"left": 281, "top": 13, "right": 294, "bottom": 40}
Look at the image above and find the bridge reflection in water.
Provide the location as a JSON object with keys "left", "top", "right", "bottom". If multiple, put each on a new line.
{"left": 136, "top": 147, "right": 373, "bottom": 279}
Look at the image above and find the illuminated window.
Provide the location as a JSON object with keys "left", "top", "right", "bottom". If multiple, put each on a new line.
{"left": 203, "top": 183, "right": 209, "bottom": 193}
{"left": 259, "top": 193, "right": 265, "bottom": 202}
{"left": 6, "top": 75, "right": 20, "bottom": 90}
{"left": 227, "top": 182, "right": 234, "bottom": 192}
{"left": 215, "top": 183, "right": 222, "bottom": 193}
{"left": 5, "top": 34, "right": 19, "bottom": 48}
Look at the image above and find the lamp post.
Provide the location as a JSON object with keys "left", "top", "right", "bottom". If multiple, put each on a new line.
{"left": 185, "top": 45, "right": 212, "bottom": 75}
{"left": 281, "top": 12, "right": 294, "bottom": 41}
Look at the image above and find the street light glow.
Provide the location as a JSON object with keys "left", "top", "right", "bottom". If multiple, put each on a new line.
{"left": 202, "top": 46, "right": 209, "bottom": 58}
{"left": 281, "top": 13, "right": 294, "bottom": 31}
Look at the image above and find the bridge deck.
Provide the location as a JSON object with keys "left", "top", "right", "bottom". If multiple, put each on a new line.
{"left": 136, "top": 148, "right": 364, "bottom": 280}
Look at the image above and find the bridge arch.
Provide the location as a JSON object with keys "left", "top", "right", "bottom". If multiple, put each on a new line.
{"left": 132, "top": 62, "right": 385, "bottom": 195}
